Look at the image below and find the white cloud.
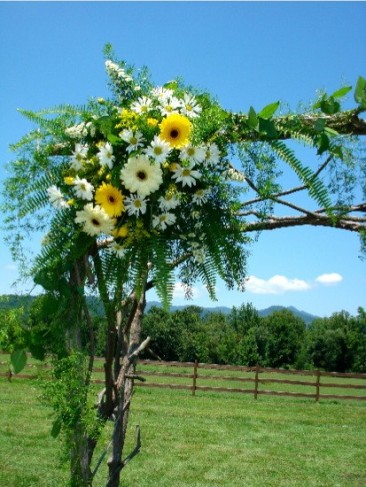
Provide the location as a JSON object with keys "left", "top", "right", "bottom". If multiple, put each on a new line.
{"left": 315, "top": 273, "right": 343, "bottom": 286}
{"left": 245, "top": 274, "right": 311, "bottom": 295}
{"left": 173, "top": 282, "right": 200, "bottom": 300}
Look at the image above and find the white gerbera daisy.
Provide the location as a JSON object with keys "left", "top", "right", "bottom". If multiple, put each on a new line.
{"left": 70, "top": 143, "right": 88, "bottom": 171}
{"left": 171, "top": 163, "right": 202, "bottom": 188}
{"left": 144, "top": 135, "right": 171, "bottom": 163}
{"left": 205, "top": 143, "right": 221, "bottom": 166}
{"left": 158, "top": 96, "right": 182, "bottom": 117}
{"left": 47, "top": 185, "right": 68, "bottom": 209}
{"left": 73, "top": 176, "right": 94, "bottom": 201}
{"left": 120, "top": 155, "right": 163, "bottom": 196}
{"left": 179, "top": 144, "right": 206, "bottom": 164}
{"left": 75, "top": 203, "right": 115, "bottom": 236}
{"left": 158, "top": 193, "right": 180, "bottom": 211}
{"left": 180, "top": 93, "right": 202, "bottom": 119}
{"left": 130, "top": 96, "right": 153, "bottom": 114}
{"left": 152, "top": 212, "right": 177, "bottom": 231}
{"left": 97, "top": 142, "right": 115, "bottom": 169}
{"left": 119, "top": 129, "right": 144, "bottom": 153}
{"left": 124, "top": 194, "right": 147, "bottom": 216}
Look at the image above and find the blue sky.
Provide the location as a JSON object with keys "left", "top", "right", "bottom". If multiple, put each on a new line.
{"left": 0, "top": 2, "right": 365, "bottom": 317}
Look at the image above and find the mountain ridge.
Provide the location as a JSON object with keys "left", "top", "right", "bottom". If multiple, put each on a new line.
{"left": 145, "top": 301, "right": 319, "bottom": 324}
{"left": 0, "top": 294, "right": 319, "bottom": 325}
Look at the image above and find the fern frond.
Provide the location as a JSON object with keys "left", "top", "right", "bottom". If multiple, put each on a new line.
{"left": 270, "top": 140, "right": 333, "bottom": 211}
{"left": 151, "top": 236, "right": 175, "bottom": 309}
{"left": 290, "top": 131, "right": 317, "bottom": 147}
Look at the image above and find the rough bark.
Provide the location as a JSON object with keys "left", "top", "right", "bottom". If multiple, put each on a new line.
{"left": 106, "top": 290, "right": 147, "bottom": 487}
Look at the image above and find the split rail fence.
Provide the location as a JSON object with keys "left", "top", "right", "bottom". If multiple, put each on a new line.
{"left": 2, "top": 354, "right": 366, "bottom": 402}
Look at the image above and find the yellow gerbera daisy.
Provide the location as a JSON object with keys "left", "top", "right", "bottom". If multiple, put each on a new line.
{"left": 95, "top": 183, "right": 124, "bottom": 217}
{"left": 159, "top": 114, "right": 192, "bottom": 149}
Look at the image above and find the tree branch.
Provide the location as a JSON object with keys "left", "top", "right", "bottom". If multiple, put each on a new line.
{"left": 242, "top": 212, "right": 366, "bottom": 233}
{"left": 229, "top": 108, "right": 366, "bottom": 142}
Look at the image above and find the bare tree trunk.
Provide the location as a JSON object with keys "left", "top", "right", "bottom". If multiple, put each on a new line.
{"left": 106, "top": 289, "right": 147, "bottom": 487}
{"left": 70, "top": 422, "right": 93, "bottom": 487}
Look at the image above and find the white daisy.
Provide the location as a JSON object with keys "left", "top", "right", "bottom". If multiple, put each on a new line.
{"left": 75, "top": 203, "right": 115, "bottom": 236}
{"left": 192, "top": 188, "right": 210, "bottom": 206}
{"left": 124, "top": 194, "right": 148, "bottom": 216}
{"left": 171, "top": 163, "right": 202, "bottom": 188}
{"left": 152, "top": 212, "right": 177, "bottom": 231}
{"left": 180, "top": 93, "right": 202, "bottom": 119}
{"left": 151, "top": 87, "right": 174, "bottom": 103}
{"left": 130, "top": 96, "right": 153, "bottom": 115}
{"left": 120, "top": 155, "right": 163, "bottom": 196}
{"left": 109, "top": 241, "right": 127, "bottom": 258}
{"left": 158, "top": 96, "right": 182, "bottom": 117}
{"left": 73, "top": 176, "right": 94, "bottom": 201}
{"left": 158, "top": 193, "right": 181, "bottom": 211}
{"left": 97, "top": 142, "right": 115, "bottom": 169}
{"left": 144, "top": 135, "right": 171, "bottom": 163}
{"left": 70, "top": 143, "right": 88, "bottom": 171}
{"left": 205, "top": 143, "right": 221, "bottom": 166}
{"left": 47, "top": 185, "right": 68, "bottom": 209}
{"left": 119, "top": 129, "right": 144, "bottom": 153}
{"left": 179, "top": 144, "right": 206, "bottom": 164}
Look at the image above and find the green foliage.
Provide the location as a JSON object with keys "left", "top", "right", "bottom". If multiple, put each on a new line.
{"left": 270, "top": 140, "right": 333, "bottom": 211}
{"left": 142, "top": 303, "right": 365, "bottom": 372}
{"left": 40, "top": 353, "right": 100, "bottom": 445}
{"left": 0, "top": 302, "right": 27, "bottom": 353}
{"left": 261, "top": 309, "right": 306, "bottom": 368}
{"left": 354, "top": 76, "right": 366, "bottom": 108}
{"left": 10, "top": 349, "right": 27, "bottom": 374}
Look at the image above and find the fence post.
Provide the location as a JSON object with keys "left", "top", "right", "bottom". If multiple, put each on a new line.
{"left": 315, "top": 369, "right": 321, "bottom": 402}
{"left": 254, "top": 364, "right": 259, "bottom": 400}
{"left": 192, "top": 360, "right": 198, "bottom": 396}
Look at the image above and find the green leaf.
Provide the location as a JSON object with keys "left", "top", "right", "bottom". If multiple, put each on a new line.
{"left": 51, "top": 418, "right": 62, "bottom": 438}
{"left": 332, "top": 86, "right": 352, "bottom": 99}
{"left": 354, "top": 76, "right": 366, "bottom": 108}
{"left": 258, "top": 118, "right": 277, "bottom": 138}
{"left": 10, "top": 349, "right": 27, "bottom": 374}
{"left": 320, "top": 96, "right": 340, "bottom": 115}
{"left": 247, "top": 106, "right": 258, "bottom": 130}
{"left": 258, "top": 101, "right": 280, "bottom": 119}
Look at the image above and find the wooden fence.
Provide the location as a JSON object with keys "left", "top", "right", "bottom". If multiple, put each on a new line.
{"left": 133, "top": 360, "right": 366, "bottom": 402}
{"left": 2, "top": 355, "right": 366, "bottom": 402}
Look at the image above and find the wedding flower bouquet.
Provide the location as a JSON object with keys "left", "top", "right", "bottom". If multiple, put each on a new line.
{"left": 18, "top": 54, "right": 248, "bottom": 305}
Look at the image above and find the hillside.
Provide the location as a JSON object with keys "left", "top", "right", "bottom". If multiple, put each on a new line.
{"left": 0, "top": 294, "right": 319, "bottom": 325}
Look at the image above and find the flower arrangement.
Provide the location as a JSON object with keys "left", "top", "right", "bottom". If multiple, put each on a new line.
{"left": 21, "top": 56, "right": 248, "bottom": 306}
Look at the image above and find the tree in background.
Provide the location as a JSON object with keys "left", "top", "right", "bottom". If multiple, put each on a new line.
{"left": 2, "top": 44, "right": 366, "bottom": 486}
{"left": 262, "top": 309, "right": 306, "bottom": 368}
{"left": 306, "top": 309, "right": 366, "bottom": 372}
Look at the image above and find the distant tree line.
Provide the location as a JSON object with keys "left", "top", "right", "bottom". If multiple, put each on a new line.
{"left": 1, "top": 295, "right": 365, "bottom": 373}
{"left": 140, "top": 304, "right": 366, "bottom": 373}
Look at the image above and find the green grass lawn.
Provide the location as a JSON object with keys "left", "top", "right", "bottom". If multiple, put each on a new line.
{"left": 1, "top": 377, "right": 366, "bottom": 487}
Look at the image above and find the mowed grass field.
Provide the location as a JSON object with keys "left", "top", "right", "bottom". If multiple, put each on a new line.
{"left": 1, "top": 373, "right": 366, "bottom": 487}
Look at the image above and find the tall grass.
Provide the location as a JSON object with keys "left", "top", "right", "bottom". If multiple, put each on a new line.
{"left": 1, "top": 378, "right": 365, "bottom": 486}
